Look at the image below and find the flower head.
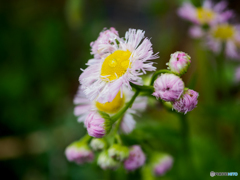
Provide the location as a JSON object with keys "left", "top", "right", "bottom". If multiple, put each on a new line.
{"left": 207, "top": 24, "right": 240, "bottom": 59}
{"left": 108, "top": 144, "right": 129, "bottom": 162}
{"left": 90, "top": 138, "right": 107, "bottom": 151}
{"left": 173, "top": 89, "right": 199, "bottom": 114}
{"left": 167, "top": 51, "right": 191, "bottom": 76}
{"left": 152, "top": 74, "right": 185, "bottom": 102}
{"left": 178, "top": 0, "right": 234, "bottom": 25}
{"left": 97, "top": 150, "right": 120, "bottom": 170}
{"left": 80, "top": 28, "right": 158, "bottom": 104}
{"left": 124, "top": 145, "right": 146, "bottom": 171}
{"left": 85, "top": 111, "right": 112, "bottom": 138}
{"left": 65, "top": 142, "right": 94, "bottom": 164}
{"left": 74, "top": 86, "right": 147, "bottom": 134}
{"left": 154, "top": 155, "right": 173, "bottom": 176}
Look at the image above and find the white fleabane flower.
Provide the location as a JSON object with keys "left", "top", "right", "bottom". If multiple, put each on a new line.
{"left": 178, "top": 0, "right": 234, "bottom": 25}
{"left": 74, "top": 85, "right": 147, "bottom": 134}
{"left": 207, "top": 24, "right": 240, "bottom": 59}
{"left": 79, "top": 28, "right": 158, "bottom": 103}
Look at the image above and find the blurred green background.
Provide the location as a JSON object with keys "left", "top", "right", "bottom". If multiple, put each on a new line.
{"left": 0, "top": 0, "right": 240, "bottom": 179}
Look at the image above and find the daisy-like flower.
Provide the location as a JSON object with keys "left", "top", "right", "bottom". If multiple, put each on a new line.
{"left": 207, "top": 23, "right": 240, "bottom": 59}
{"left": 80, "top": 28, "right": 158, "bottom": 103}
{"left": 178, "top": 0, "right": 234, "bottom": 25}
{"left": 74, "top": 86, "right": 147, "bottom": 134}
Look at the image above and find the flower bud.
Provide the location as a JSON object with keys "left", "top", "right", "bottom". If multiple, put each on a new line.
{"left": 90, "top": 138, "right": 107, "bottom": 151}
{"left": 108, "top": 144, "right": 129, "bottom": 162}
{"left": 153, "top": 154, "right": 173, "bottom": 176}
{"left": 173, "top": 89, "right": 199, "bottom": 114}
{"left": 65, "top": 142, "right": 94, "bottom": 164}
{"left": 124, "top": 145, "right": 146, "bottom": 171}
{"left": 167, "top": 51, "right": 191, "bottom": 76}
{"left": 85, "top": 111, "right": 112, "bottom": 138}
{"left": 152, "top": 73, "right": 184, "bottom": 102}
{"left": 97, "top": 150, "right": 120, "bottom": 170}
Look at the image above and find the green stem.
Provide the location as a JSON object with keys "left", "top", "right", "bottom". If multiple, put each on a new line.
{"left": 130, "top": 83, "right": 154, "bottom": 92}
{"left": 216, "top": 43, "right": 227, "bottom": 98}
{"left": 80, "top": 134, "right": 92, "bottom": 143}
{"left": 115, "top": 134, "right": 122, "bottom": 145}
{"left": 150, "top": 69, "right": 173, "bottom": 86}
{"left": 111, "top": 90, "right": 140, "bottom": 122}
{"left": 178, "top": 113, "right": 189, "bottom": 155}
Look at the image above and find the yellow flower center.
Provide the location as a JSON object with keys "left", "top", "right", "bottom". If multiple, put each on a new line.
{"left": 212, "top": 24, "right": 235, "bottom": 40}
{"left": 196, "top": 8, "right": 215, "bottom": 24}
{"left": 101, "top": 50, "right": 131, "bottom": 81}
{"left": 95, "top": 91, "right": 125, "bottom": 114}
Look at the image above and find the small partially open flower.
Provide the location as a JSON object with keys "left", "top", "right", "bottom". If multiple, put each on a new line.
{"left": 85, "top": 111, "right": 112, "bottom": 138}
{"left": 173, "top": 89, "right": 199, "bottom": 114}
{"left": 90, "top": 138, "right": 107, "bottom": 151}
{"left": 124, "top": 145, "right": 146, "bottom": 171}
{"left": 153, "top": 74, "right": 184, "bottom": 102}
{"left": 90, "top": 27, "right": 119, "bottom": 58}
{"left": 97, "top": 150, "right": 120, "bottom": 170}
{"left": 108, "top": 144, "right": 129, "bottom": 162}
{"left": 65, "top": 142, "right": 94, "bottom": 164}
{"left": 154, "top": 155, "right": 173, "bottom": 176}
{"left": 167, "top": 52, "right": 191, "bottom": 76}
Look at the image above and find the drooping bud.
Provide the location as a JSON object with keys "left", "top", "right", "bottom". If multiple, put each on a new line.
{"left": 65, "top": 142, "right": 94, "bottom": 165}
{"left": 153, "top": 154, "right": 174, "bottom": 176}
{"left": 124, "top": 145, "right": 146, "bottom": 171}
{"left": 167, "top": 51, "right": 191, "bottom": 76}
{"left": 90, "top": 138, "right": 107, "bottom": 151}
{"left": 97, "top": 150, "right": 120, "bottom": 170}
{"left": 173, "top": 89, "right": 199, "bottom": 114}
{"left": 152, "top": 73, "right": 184, "bottom": 102}
{"left": 85, "top": 111, "right": 113, "bottom": 138}
{"left": 108, "top": 144, "right": 129, "bottom": 162}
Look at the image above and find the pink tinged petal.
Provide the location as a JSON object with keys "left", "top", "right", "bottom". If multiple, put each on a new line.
{"left": 177, "top": 3, "right": 197, "bottom": 23}
{"left": 121, "top": 114, "right": 136, "bottom": 134}
{"left": 203, "top": 0, "right": 213, "bottom": 9}
{"left": 189, "top": 26, "right": 204, "bottom": 38}
{"left": 225, "top": 40, "right": 240, "bottom": 59}
{"left": 74, "top": 104, "right": 92, "bottom": 116}
{"left": 214, "top": 1, "right": 228, "bottom": 12}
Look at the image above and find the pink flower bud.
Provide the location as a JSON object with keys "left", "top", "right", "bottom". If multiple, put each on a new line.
{"left": 153, "top": 73, "right": 184, "bottom": 102}
{"left": 90, "top": 27, "right": 119, "bottom": 58}
{"left": 167, "top": 51, "right": 191, "bottom": 76}
{"left": 65, "top": 144, "right": 94, "bottom": 164}
{"left": 85, "top": 111, "right": 112, "bottom": 138}
{"left": 154, "top": 155, "right": 173, "bottom": 176}
{"left": 173, "top": 89, "right": 199, "bottom": 114}
{"left": 124, "top": 145, "right": 146, "bottom": 171}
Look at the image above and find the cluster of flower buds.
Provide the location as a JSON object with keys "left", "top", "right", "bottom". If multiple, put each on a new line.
{"left": 153, "top": 52, "right": 199, "bottom": 114}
